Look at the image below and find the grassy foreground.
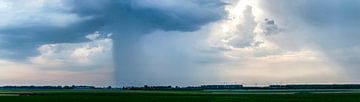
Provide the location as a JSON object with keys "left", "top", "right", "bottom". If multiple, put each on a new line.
{"left": 0, "top": 89, "right": 360, "bottom": 102}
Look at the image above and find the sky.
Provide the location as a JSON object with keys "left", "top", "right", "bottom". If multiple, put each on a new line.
{"left": 0, "top": 0, "right": 360, "bottom": 86}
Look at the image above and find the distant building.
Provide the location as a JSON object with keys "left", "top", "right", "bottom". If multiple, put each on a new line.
{"left": 143, "top": 85, "right": 172, "bottom": 89}
{"left": 73, "top": 86, "right": 96, "bottom": 89}
{"left": 269, "top": 85, "right": 287, "bottom": 89}
{"left": 201, "top": 85, "right": 243, "bottom": 89}
{"left": 269, "top": 84, "right": 360, "bottom": 89}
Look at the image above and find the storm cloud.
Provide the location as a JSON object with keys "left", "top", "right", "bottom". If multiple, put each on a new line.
{"left": 1, "top": 0, "right": 360, "bottom": 86}
{"left": 0, "top": 0, "right": 227, "bottom": 86}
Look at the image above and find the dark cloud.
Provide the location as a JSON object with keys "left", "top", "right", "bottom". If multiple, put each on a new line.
{"left": 66, "top": 0, "right": 225, "bottom": 31}
{"left": 0, "top": 13, "right": 105, "bottom": 59}
{"left": 262, "top": 19, "right": 279, "bottom": 36}
{"left": 0, "top": 0, "right": 225, "bottom": 57}
{"left": 0, "top": 0, "right": 226, "bottom": 86}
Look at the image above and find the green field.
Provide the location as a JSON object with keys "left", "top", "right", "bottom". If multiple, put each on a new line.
{"left": 0, "top": 89, "right": 360, "bottom": 102}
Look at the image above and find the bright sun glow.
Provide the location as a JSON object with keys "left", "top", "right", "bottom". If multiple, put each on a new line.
{"left": 223, "top": 0, "right": 254, "bottom": 30}
{"left": 220, "top": 0, "right": 253, "bottom": 43}
{"left": 233, "top": 0, "right": 251, "bottom": 16}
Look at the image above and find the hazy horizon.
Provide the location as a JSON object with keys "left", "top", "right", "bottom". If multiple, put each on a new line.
{"left": 0, "top": 0, "right": 360, "bottom": 87}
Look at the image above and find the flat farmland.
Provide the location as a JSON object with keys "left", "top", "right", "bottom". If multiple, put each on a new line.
{"left": 0, "top": 89, "right": 360, "bottom": 102}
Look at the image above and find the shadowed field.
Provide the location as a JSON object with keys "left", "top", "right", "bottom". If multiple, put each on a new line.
{"left": 0, "top": 89, "right": 360, "bottom": 102}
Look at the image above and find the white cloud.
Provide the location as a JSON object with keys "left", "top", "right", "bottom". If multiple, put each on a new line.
{"left": 202, "top": 0, "right": 348, "bottom": 84}
{"left": 0, "top": 32, "right": 114, "bottom": 86}
{"left": 29, "top": 32, "right": 113, "bottom": 70}
{"left": 85, "top": 31, "right": 101, "bottom": 40}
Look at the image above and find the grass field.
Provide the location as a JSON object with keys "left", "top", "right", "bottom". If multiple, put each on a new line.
{"left": 0, "top": 89, "right": 360, "bottom": 102}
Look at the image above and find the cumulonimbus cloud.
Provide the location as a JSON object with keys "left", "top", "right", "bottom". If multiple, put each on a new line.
{"left": 0, "top": 0, "right": 227, "bottom": 86}
{"left": 1, "top": 0, "right": 359, "bottom": 86}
